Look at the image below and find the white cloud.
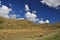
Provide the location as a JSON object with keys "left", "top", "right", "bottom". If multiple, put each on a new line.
{"left": 9, "top": 14, "right": 17, "bottom": 19}
{"left": 0, "top": 5, "right": 22, "bottom": 19}
{"left": 32, "top": 11, "right": 36, "bottom": 14}
{"left": 45, "top": 20, "right": 49, "bottom": 23}
{"left": 9, "top": 14, "right": 21, "bottom": 19}
{"left": 25, "top": 4, "right": 30, "bottom": 11}
{"left": 25, "top": 11, "right": 38, "bottom": 22}
{"left": 4, "top": 15, "right": 10, "bottom": 18}
{"left": 25, "top": 4, "right": 39, "bottom": 22}
{"left": 0, "top": 3, "right": 50, "bottom": 24}
{"left": 39, "top": 18, "right": 45, "bottom": 24}
{"left": 39, "top": 18, "right": 49, "bottom": 24}
{"left": 25, "top": 4, "right": 50, "bottom": 23}
{"left": 39, "top": 21, "right": 45, "bottom": 24}
{"left": 0, "top": 5, "right": 12, "bottom": 18}
{"left": 40, "top": 0, "right": 60, "bottom": 9}
{"left": 0, "top": 5, "right": 20, "bottom": 19}
{"left": 18, "top": 18, "right": 24, "bottom": 20}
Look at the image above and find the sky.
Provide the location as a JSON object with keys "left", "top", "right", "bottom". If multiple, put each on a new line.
{"left": 0, "top": 0, "right": 60, "bottom": 24}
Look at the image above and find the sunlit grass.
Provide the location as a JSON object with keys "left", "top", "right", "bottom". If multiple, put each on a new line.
{"left": 0, "top": 17, "right": 60, "bottom": 40}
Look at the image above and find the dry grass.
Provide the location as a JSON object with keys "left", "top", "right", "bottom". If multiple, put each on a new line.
{"left": 0, "top": 17, "right": 60, "bottom": 40}
{"left": 0, "top": 29, "right": 59, "bottom": 40}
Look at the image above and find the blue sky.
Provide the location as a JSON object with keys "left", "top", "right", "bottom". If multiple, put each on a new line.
{"left": 0, "top": 0, "right": 60, "bottom": 23}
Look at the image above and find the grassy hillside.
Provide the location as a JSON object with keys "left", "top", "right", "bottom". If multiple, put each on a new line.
{"left": 38, "top": 30, "right": 60, "bottom": 40}
{"left": 0, "top": 29, "right": 60, "bottom": 40}
{"left": 0, "top": 17, "right": 60, "bottom": 29}
{"left": 0, "top": 17, "right": 60, "bottom": 40}
{"left": 0, "top": 17, "right": 37, "bottom": 29}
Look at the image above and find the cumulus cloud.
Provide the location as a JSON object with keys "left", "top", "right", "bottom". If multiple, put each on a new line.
{"left": 25, "top": 4, "right": 30, "bottom": 11}
{"left": 45, "top": 20, "right": 49, "bottom": 23}
{"left": 9, "top": 14, "right": 17, "bottom": 19}
{"left": 4, "top": 15, "right": 10, "bottom": 18}
{"left": 25, "top": 4, "right": 34, "bottom": 22}
{"left": 25, "top": 4, "right": 39, "bottom": 22}
{"left": 25, "top": 11, "right": 38, "bottom": 22}
{"left": 9, "top": 14, "right": 21, "bottom": 19}
{"left": 0, "top": 4, "right": 23, "bottom": 19}
{"left": 40, "top": 0, "right": 60, "bottom": 9}
{"left": 39, "top": 18, "right": 45, "bottom": 24}
{"left": 9, "top": 14, "right": 20, "bottom": 19}
{"left": 25, "top": 4, "right": 49, "bottom": 23}
{"left": 18, "top": 18, "right": 24, "bottom": 20}
{"left": 0, "top": 5, "right": 20, "bottom": 19}
{"left": 0, "top": 3, "right": 50, "bottom": 24}
{"left": 0, "top": 5, "right": 12, "bottom": 18}
{"left": 39, "top": 18, "right": 49, "bottom": 24}
{"left": 32, "top": 11, "right": 36, "bottom": 14}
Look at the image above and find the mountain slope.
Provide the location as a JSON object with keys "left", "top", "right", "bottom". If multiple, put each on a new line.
{"left": 0, "top": 17, "right": 60, "bottom": 40}
{"left": 0, "top": 17, "right": 35, "bottom": 29}
{"left": 0, "top": 17, "right": 43, "bottom": 29}
{"left": 0, "top": 17, "right": 60, "bottom": 29}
